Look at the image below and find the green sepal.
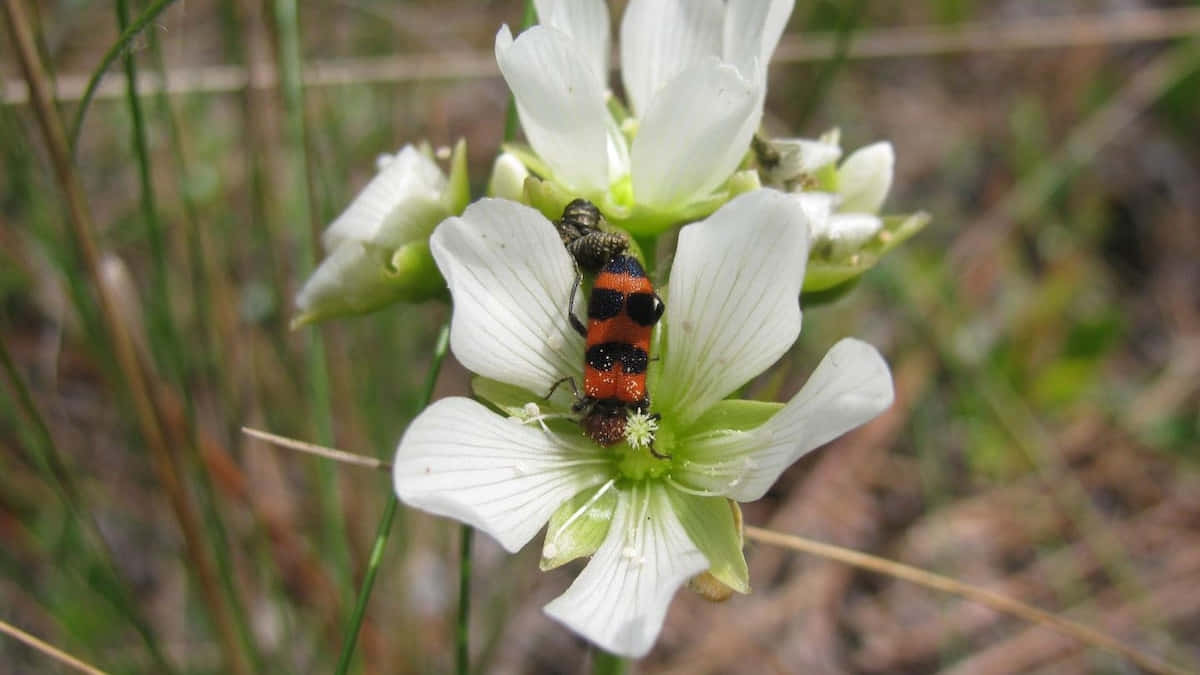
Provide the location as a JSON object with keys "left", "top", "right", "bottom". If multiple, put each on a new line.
{"left": 523, "top": 174, "right": 578, "bottom": 222}
{"left": 679, "top": 399, "right": 782, "bottom": 438}
{"left": 443, "top": 138, "right": 470, "bottom": 215}
{"left": 726, "top": 169, "right": 762, "bottom": 199}
{"left": 603, "top": 192, "right": 728, "bottom": 237}
{"left": 667, "top": 491, "right": 749, "bottom": 594}
{"left": 472, "top": 376, "right": 535, "bottom": 416}
{"left": 541, "top": 483, "right": 617, "bottom": 570}
{"left": 803, "top": 211, "right": 931, "bottom": 292}
{"left": 388, "top": 240, "right": 445, "bottom": 298}
{"left": 290, "top": 239, "right": 445, "bottom": 328}
{"left": 800, "top": 275, "right": 862, "bottom": 308}
{"left": 471, "top": 376, "right": 576, "bottom": 419}
{"left": 814, "top": 162, "right": 840, "bottom": 192}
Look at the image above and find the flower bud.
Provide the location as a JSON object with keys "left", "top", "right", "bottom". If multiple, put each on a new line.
{"left": 293, "top": 140, "right": 469, "bottom": 325}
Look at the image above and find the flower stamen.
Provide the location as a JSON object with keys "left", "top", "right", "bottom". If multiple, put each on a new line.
{"left": 515, "top": 401, "right": 572, "bottom": 434}
{"left": 552, "top": 478, "right": 616, "bottom": 542}
{"left": 663, "top": 476, "right": 724, "bottom": 497}
{"left": 624, "top": 409, "right": 659, "bottom": 450}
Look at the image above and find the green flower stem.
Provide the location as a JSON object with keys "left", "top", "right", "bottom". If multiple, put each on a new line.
{"left": 334, "top": 322, "right": 451, "bottom": 675}
{"left": 591, "top": 649, "right": 628, "bottom": 675}
{"left": 457, "top": 523, "right": 473, "bottom": 675}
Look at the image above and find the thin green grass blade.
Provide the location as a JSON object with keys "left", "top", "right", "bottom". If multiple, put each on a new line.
{"left": 68, "top": 0, "right": 178, "bottom": 155}
{"left": 0, "top": 337, "right": 178, "bottom": 674}
{"left": 794, "top": 0, "right": 868, "bottom": 129}
{"left": 130, "top": 13, "right": 266, "bottom": 671}
{"left": 270, "top": 0, "right": 351, "bottom": 597}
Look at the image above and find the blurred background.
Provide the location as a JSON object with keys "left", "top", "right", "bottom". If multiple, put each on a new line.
{"left": 2, "top": 1, "right": 1199, "bottom": 673}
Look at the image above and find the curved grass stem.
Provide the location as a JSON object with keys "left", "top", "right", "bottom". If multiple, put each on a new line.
{"left": 68, "top": 0, "right": 178, "bottom": 153}
{"left": 332, "top": 322, "right": 451, "bottom": 675}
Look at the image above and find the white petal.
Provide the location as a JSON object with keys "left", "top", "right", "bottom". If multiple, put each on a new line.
{"left": 723, "top": 0, "right": 794, "bottom": 83}
{"left": 679, "top": 338, "right": 894, "bottom": 501}
{"left": 486, "top": 152, "right": 530, "bottom": 202}
{"left": 322, "top": 145, "right": 447, "bottom": 251}
{"left": 824, "top": 213, "right": 883, "bottom": 256}
{"left": 630, "top": 59, "right": 758, "bottom": 209}
{"left": 791, "top": 191, "right": 836, "bottom": 240}
{"left": 295, "top": 240, "right": 381, "bottom": 313}
{"left": 766, "top": 137, "right": 843, "bottom": 184}
{"left": 658, "top": 190, "right": 810, "bottom": 425}
{"left": 837, "top": 141, "right": 894, "bottom": 215}
{"left": 543, "top": 481, "right": 709, "bottom": 658}
{"left": 393, "top": 397, "right": 610, "bottom": 553}
{"left": 495, "top": 25, "right": 611, "bottom": 194}
{"left": 534, "top": 0, "right": 610, "bottom": 91}
{"left": 619, "top": 0, "right": 722, "bottom": 116}
{"left": 430, "top": 198, "right": 585, "bottom": 395}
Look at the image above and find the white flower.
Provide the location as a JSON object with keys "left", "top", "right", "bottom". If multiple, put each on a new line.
{"left": 759, "top": 131, "right": 896, "bottom": 259}
{"left": 495, "top": 0, "right": 794, "bottom": 234}
{"left": 392, "top": 190, "right": 893, "bottom": 657}
{"left": 293, "top": 142, "right": 469, "bottom": 326}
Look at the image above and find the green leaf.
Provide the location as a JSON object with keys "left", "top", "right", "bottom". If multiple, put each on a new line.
{"left": 666, "top": 491, "right": 749, "bottom": 594}
{"left": 541, "top": 482, "right": 617, "bottom": 570}
{"left": 803, "top": 211, "right": 931, "bottom": 292}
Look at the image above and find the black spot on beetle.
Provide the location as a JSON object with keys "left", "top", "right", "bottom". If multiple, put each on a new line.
{"left": 585, "top": 343, "right": 648, "bottom": 374}
{"left": 625, "top": 292, "right": 663, "bottom": 326}
{"left": 588, "top": 288, "right": 624, "bottom": 320}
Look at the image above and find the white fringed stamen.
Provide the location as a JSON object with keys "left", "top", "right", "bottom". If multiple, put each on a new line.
{"left": 551, "top": 478, "right": 616, "bottom": 543}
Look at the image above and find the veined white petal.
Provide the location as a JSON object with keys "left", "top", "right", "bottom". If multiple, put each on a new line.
{"left": 495, "top": 25, "right": 611, "bottom": 194}
{"left": 630, "top": 59, "right": 758, "bottom": 210}
{"left": 723, "top": 0, "right": 794, "bottom": 83}
{"left": 394, "top": 398, "right": 610, "bottom": 553}
{"left": 837, "top": 141, "right": 894, "bottom": 215}
{"left": 619, "top": 0, "right": 722, "bottom": 116}
{"left": 534, "top": 0, "right": 610, "bottom": 91}
{"left": 322, "top": 145, "right": 448, "bottom": 251}
{"left": 678, "top": 338, "right": 893, "bottom": 501}
{"left": 543, "top": 481, "right": 709, "bottom": 658}
{"left": 824, "top": 213, "right": 883, "bottom": 256}
{"left": 659, "top": 190, "right": 810, "bottom": 426}
{"left": 430, "top": 198, "right": 584, "bottom": 395}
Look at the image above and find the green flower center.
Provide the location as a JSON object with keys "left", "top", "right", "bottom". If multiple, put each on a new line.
{"left": 614, "top": 415, "right": 677, "bottom": 481}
